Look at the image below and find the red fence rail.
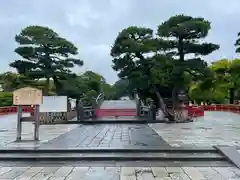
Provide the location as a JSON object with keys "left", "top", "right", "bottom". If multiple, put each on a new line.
{"left": 187, "top": 106, "right": 204, "bottom": 117}
{"left": 203, "top": 104, "right": 240, "bottom": 113}
{"left": 187, "top": 104, "right": 240, "bottom": 117}
{"left": 0, "top": 106, "right": 34, "bottom": 115}
{"left": 0, "top": 104, "right": 240, "bottom": 117}
{"left": 96, "top": 109, "right": 136, "bottom": 117}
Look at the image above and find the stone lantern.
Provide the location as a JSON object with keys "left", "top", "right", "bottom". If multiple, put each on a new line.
{"left": 177, "top": 90, "right": 188, "bottom": 121}
{"left": 178, "top": 90, "right": 188, "bottom": 102}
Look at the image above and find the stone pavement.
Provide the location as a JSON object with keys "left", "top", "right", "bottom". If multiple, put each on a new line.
{"left": 0, "top": 114, "right": 169, "bottom": 149}
{"left": 1, "top": 112, "right": 240, "bottom": 179}
{"left": 40, "top": 124, "right": 169, "bottom": 148}
{"left": 0, "top": 166, "right": 239, "bottom": 179}
{"left": 150, "top": 111, "right": 240, "bottom": 148}
{"left": 2, "top": 111, "right": 240, "bottom": 149}
{"left": 0, "top": 114, "right": 78, "bottom": 148}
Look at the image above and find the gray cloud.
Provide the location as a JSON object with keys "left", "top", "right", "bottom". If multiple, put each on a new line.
{"left": 0, "top": 0, "right": 239, "bottom": 84}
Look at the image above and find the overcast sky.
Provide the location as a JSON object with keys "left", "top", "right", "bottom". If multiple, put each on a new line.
{"left": 1, "top": 0, "right": 240, "bottom": 84}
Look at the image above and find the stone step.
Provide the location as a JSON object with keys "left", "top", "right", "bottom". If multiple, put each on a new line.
{"left": 0, "top": 147, "right": 217, "bottom": 153}
{"left": 0, "top": 152, "right": 225, "bottom": 161}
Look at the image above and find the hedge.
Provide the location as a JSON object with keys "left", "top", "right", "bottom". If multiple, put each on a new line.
{"left": 0, "top": 92, "right": 13, "bottom": 107}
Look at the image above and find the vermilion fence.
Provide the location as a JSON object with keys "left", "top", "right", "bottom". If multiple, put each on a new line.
{"left": 0, "top": 104, "right": 239, "bottom": 117}
{"left": 187, "top": 106, "right": 204, "bottom": 117}
{"left": 96, "top": 109, "right": 137, "bottom": 117}
{"left": 0, "top": 106, "right": 34, "bottom": 115}
{"left": 203, "top": 104, "right": 240, "bottom": 113}
{"left": 187, "top": 104, "right": 240, "bottom": 117}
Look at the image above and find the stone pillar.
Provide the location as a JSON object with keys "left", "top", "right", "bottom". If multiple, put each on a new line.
{"left": 16, "top": 105, "right": 22, "bottom": 141}
{"left": 34, "top": 105, "right": 40, "bottom": 141}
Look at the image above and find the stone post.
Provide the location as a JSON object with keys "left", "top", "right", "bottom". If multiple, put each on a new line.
{"left": 16, "top": 105, "right": 22, "bottom": 141}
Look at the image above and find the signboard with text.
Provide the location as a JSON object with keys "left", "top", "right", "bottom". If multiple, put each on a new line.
{"left": 13, "top": 87, "right": 43, "bottom": 105}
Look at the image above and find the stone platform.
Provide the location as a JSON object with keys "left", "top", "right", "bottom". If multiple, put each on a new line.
{"left": 0, "top": 166, "right": 239, "bottom": 179}
{"left": 0, "top": 112, "right": 240, "bottom": 179}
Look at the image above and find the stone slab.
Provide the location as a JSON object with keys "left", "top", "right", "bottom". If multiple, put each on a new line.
{"left": 215, "top": 146, "right": 240, "bottom": 168}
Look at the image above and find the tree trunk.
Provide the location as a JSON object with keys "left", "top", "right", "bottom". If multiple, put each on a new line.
{"left": 172, "top": 86, "right": 178, "bottom": 109}
{"left": 173, "top": 38, "right": 189, "bottom": 122}
{"left": 76, "top": 99, "right": 80, "bottom": 121}
{"left": 43, "top": 77, "right": 50, "bottom": 96}
{"left": 67, "top": 98, "right": 71, "bottom": 112}
{"left": 53, "top": 76, "right": 62, "bottom": 95}
{"left": 152, "top": 85, "right": 174, "bottom": 121}
{"left": 230, "top": 88, "right": 234, "bottom": 104}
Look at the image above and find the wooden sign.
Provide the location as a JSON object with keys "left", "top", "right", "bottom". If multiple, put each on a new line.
{"left": 13, "top": 87, "right": 43, "bottom": 105}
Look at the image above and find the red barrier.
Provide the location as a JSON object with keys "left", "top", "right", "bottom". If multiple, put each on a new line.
{"left": 187, "top": 106, "right": 204, "bottom": 117}
{"left": 186, "top": 104, "right": 240, "bottom": 118}
{"left": 203, "top": 104, "right": 240, "bottom": 114}
{"left": 1, "top": 104, "right": 240, "bottom": 117}
{"left": 0, "top": 106, "right": 34, "bottom": 115}
{"left": 96, "top": 109, "right": 137, "bottom": 117}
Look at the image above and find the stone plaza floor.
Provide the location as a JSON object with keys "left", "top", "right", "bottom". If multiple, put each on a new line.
{"left": 150, "top": 111, "right": 240, "bottom": 148}
{"left": 1, "top": 111, "right": 240, "bottom": 149}
{"left": 0, "top": 114, "right": 78, "bottom": 148}
{"left": 0, "top": 112, "right": 240, "bottom": 179}
{"left": 0, "top": 166, "right": 239, "bottom": 179}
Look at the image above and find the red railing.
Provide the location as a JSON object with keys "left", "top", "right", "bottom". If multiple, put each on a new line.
{"left": 0, "top": 104, "right": 240, "bottom": 117}
{"left": 203, "top": 104, "right": 240, "bottom": 113}
{"left": 186, "top": 104, "right": 240, "bottom": 117}
{"left": 0, "top": 106, "right": 34, "bottom": 115}
{"left": 96, "top": 109, "right": 136, "bottom": 117}
{"left": 187, "top": 106, "right": 204, "bottom": 117}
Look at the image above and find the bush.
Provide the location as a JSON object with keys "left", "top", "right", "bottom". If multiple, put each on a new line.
{"left": 0, "top": 92, "right": 13, "bottom": 107}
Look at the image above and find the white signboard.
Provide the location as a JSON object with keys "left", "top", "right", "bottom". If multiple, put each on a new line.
{"left": 39, "top": 96, "right": 67, "bottom": 112}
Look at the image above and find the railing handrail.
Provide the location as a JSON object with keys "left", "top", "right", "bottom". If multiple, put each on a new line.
{"left": 96, "top": 92, "right": 104, "bottom": 104}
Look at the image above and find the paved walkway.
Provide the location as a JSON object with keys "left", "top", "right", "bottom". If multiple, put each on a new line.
{"left": 0, "top": 114, "right": 78, "bottom": 148}
{"left": 0, "top": 166, "right": 239, "bottom": 179}
{"left": 40, "top": 124, "right": 169, "bottom": 148}
{"left": 150, "top": 111, "right": 240, "bottom": 147}
{"left": 2, "top": 111, "right": 240, "bottom": 149}
{"left": 0, "top": 114, "right": 169, "bottom": 149}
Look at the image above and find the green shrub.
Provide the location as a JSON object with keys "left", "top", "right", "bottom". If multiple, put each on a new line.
{"left": 0, "top": 92, "right": 13, "bottom": 107}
